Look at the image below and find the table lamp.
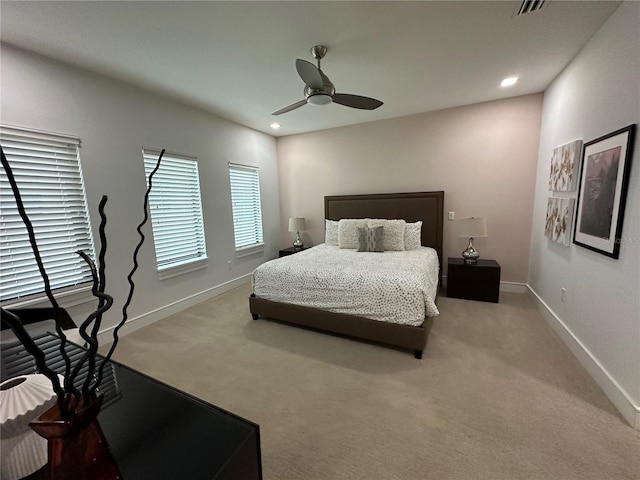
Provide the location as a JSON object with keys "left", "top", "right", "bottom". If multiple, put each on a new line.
{"left": 458, "top": 217, "right": 487, "bottom": 264}
{"left": 288, "top": 217, "right": 306, "bottom": 250}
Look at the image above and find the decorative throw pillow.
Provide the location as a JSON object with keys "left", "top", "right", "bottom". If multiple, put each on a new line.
{"left": 325, "top": 219, "right": 339, "bottom": 246}
{"left": 368, "top": 219, "right": 406, "bottom": 251}
{"left": 338, "top": 219, "right": 368, "bottom": 249}
{"left": 404, "top": 221, "right": 423, "bottom": 250}
{"left": 356, "top": 226, "right": 384, "bottom": 252}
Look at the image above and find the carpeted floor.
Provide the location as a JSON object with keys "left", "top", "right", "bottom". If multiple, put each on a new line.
{"left": 109, "top": 284, "right": 640, "bottom": 480}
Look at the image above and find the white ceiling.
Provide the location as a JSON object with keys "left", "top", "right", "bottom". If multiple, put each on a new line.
{"left": 0, "top": 1, "right": 620, "bottom": 137}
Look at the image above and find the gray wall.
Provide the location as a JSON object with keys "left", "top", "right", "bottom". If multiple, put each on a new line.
{"left": 1, "top": 44, "right": 281, "bottom": 336}
{"left": 529, "top": 1, "right": 639, "bottom": 427}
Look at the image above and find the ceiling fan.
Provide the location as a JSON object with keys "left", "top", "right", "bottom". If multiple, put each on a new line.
{"left": 272, "top": 45, "right": 383, "bottom": 116}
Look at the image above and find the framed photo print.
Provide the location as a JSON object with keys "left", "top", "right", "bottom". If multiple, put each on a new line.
{"left": 548, "top": 139, "right": 582, "bottom": 191}
{"left": 573, "top": 124, "right": 636, "bottom": 259}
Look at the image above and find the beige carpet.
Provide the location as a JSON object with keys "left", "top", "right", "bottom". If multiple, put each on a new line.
{"left": 109, "top": 284, "right": 640, "bottom": 480}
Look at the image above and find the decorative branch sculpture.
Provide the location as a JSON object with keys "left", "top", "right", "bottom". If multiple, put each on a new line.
{"left": 95, "top": 154, "right": 163, "bottom": 391}
{"left": 0, "top": 146, "right": 165, "bottom": 419}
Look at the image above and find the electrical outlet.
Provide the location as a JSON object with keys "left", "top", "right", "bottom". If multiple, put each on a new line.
{"left": 448, "top": 211, "right": 455, "bottom": 221}
{"left": 227, "top": 261, "right": 233, "bottom": 270}
{"left": 561, "top": 287, "right": 567, "bottom": 303}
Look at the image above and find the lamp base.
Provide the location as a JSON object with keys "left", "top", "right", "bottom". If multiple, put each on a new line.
{"left": 293, "top": 232, "right": 303, "bottom": 250}
{"left": 462, "top": 237, "right": 480, "bottom": 264}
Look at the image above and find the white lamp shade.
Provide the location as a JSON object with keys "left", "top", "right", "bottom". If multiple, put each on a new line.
{"left": 288, "top": 217, "right": 306, "bottom": 232}
{"left": 458, "top": 217, "right": 487, "bottom": 238}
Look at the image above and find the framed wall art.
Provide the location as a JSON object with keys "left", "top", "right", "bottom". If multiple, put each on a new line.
{"left": 544, "top": 197, "right": 575, "bottom": 246}
{"left": 548, "top": 139, "right": 582, "bottom": 191}
{"left": 573, "top": 124, "right": 636, "bottom": 259}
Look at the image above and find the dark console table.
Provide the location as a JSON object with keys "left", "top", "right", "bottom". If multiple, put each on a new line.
{"left": 98, "top": 362, "right": 262, "bottom": 480}
{"left": 447, "top": 257, "right": 501, "bottom": 303}
{"left": 3, "top": 333, "right": 262, "bottom": 480}
{"left": 278, "top": 246, "right": 308, "bottom": 257}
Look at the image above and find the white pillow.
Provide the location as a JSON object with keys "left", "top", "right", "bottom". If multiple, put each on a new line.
{"left": 404, "top": 221, "right": 423, "bottom": 250}
{"left": 368, "top": 219, "right": 406, "bottom": 251}
{"left": 338, "top": 219, "right": 369, "bottom": 249}
{"left": 325, "top": 219, "right": 339, "bottom": 246}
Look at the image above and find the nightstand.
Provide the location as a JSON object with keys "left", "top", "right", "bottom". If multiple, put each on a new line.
{"left": 278, "top": 246, "right": 307, "bottom": 257}
{"left": 447, "top": 258, "right": 501, "bottom": 303}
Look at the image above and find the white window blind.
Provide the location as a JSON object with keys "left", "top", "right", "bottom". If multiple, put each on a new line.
{"left": 229, "top": 163, "right": 264, "bottom": 253}
{"left": 0, "top": 125, "right": 95, "bottom": 303}
{"left": 143, "top": 149, "right": 207, "bottom": 274}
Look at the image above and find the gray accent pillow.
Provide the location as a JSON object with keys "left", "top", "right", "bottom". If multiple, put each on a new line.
{"left": 368, "top": 219, "right": 406, "bottom": 251}
{"left": 356, "top": 226, "right": 385, "bottom": 252}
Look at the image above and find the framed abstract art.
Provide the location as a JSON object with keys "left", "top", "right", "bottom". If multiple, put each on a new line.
{"left": 545, "top": 197, "right": 574, "bottom": 246}
{"left": 548, "top": 139, "right": 582, "bottom": 192}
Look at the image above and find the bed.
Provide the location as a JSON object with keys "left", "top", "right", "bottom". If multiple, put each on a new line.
{"left": 249, "top": 191, "right": 444, "bottom": 358}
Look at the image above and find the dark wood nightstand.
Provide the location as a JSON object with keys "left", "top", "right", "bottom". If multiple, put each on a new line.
{"left": 278, "top": 246, "right": 308, "bottom": 257}
{"left": 447, "top": 258, "right": 501, "bottom": 303}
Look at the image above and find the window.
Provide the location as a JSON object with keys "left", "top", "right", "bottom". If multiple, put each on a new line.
{"left": 143, "top": 148, "right": 207, "bottom": 279}
{"left": 228, "top": 163, "right": 264, "bottom": 256}
{"left": 0, "top": 125, "right": 96, "bottom": 303}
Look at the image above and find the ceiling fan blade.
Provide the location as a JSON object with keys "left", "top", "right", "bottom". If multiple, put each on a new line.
{"left": 296, "top": 59, "right": 324, "bottom": 89}
{"left": 272, "top": 99, "right": 307, "bottom": 116}
{"left": 333, "top": 93, "right": 383, "bottom": 110}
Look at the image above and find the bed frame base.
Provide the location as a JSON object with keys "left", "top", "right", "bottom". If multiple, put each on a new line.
{"left": 249, "top": 294, "right": 432, "bottom": 358}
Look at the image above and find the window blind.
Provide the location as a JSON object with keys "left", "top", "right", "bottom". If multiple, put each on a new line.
{"left": 0, "top": 126, "right": 95, "bottom": 302}
{"left": 143, "top": 149, "right": 207, "bottom": 271}
{"left": 229, "top": 163, "right": 264, "bottom": 251}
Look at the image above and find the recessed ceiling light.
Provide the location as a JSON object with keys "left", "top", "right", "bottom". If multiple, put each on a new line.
{"left": 270, "top": 122, "right": 281, "bottom": 129}
{"left": 501, "top": 76, "right": 519, "bottom": 87}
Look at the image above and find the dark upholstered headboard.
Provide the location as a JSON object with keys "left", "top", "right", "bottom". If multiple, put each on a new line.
{"left": 324, "top": 191, "right": 445, "bottom": 264}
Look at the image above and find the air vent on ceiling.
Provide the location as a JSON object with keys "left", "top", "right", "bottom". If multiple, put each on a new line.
{"left": 516, "top": 0, "right": 545, "bottom": 16}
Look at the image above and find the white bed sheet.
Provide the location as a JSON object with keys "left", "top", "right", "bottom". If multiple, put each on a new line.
{"left": 252, "top": 244, "right": 440, "bottom": 326}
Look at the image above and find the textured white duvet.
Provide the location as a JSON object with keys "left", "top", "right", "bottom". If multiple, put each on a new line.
{"left": 252, "top": 244, "right": 440, "bottom": 326}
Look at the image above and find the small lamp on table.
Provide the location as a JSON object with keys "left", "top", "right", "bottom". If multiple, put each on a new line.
{"left": 288, "top": 217, "right": 306, "bottom": 250}
{"left": 458, "top": 217, "right": 487, "bottom": 264}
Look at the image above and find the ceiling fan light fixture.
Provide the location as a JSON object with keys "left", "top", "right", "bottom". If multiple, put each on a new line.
{"left": 307, "top": 94, "right": 333, "bottom": 106}
{"left": 272, "top": 46, "right": 382, "bottom": 115}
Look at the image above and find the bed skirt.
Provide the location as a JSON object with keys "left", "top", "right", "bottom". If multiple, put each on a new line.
{"left": 249, "top": 294, "right": 434, "bottom": 359}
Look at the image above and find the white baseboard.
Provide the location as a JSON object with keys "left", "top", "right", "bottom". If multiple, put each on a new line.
{"left": 500, "top": 281, "right": 528, "bottom": 294}
{"left": 97, "top": 274, "right": 252, "bottom": 345}
{"left": 527, "top": 285, "right": 640, "bottom": 429}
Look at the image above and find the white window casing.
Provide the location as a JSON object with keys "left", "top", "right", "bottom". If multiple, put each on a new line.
{"left": 143, "top": 148, "right": 208, "bottom": 279}
{"left": 0, "top": 125, "right": 96, "bottom": 304}
{"left": 228, "top": 163, "right": 264, "bottom": 256}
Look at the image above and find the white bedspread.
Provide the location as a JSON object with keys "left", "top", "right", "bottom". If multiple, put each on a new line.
{"left": 252, "top": 244, "right": 440, "bottom": 326}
